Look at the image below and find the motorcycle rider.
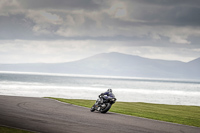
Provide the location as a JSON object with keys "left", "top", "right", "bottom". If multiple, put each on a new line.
{"left": 91, "top": 88, "right": 116, "bottom": 112}
{"left": 99, "top": 88, "right": 115, "bottom": 103}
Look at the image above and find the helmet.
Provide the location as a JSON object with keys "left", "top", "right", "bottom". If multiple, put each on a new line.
{"left": 107, "top": 88, "right": 112, "bottom": 92}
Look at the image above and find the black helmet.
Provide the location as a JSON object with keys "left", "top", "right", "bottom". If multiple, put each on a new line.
{"left": 107, "top": 88, "right": 112, "bottom": 92}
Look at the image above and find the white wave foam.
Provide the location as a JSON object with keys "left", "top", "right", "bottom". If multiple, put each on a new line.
{"left": 1, "top": 72, "right": 200, "bottom": 106}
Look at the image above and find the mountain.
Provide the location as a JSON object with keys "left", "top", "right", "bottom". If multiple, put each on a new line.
{"left": 185, "top": 57, "right": 200, "bottom": 78}
{"left": 0, "top": 52, "right": 200, "bottom": 79}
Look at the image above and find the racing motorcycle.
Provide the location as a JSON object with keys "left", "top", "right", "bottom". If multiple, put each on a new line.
{"left": 90, "top": 95, "right": 116, "bottom": 113}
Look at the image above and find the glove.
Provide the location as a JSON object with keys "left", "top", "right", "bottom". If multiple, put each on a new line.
{"left": 99, "top": 93, "right": 104, "bottom": 97}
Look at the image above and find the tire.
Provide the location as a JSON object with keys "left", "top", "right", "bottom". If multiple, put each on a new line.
{"left": 90, "top": 105, "right": 95, "bottom": 112}
{"left": 100, "top": 103, "right": 111, "bottom": 113}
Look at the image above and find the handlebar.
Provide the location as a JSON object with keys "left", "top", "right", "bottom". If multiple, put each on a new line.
{"left": 99, "top": 94, "right": 104, "bottom": 98}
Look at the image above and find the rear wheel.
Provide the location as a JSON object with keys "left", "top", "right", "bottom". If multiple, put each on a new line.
{"left": 100, "top": 103, "right": 111, "bottom": 113}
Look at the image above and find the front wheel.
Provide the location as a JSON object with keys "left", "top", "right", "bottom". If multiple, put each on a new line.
{"left": 90, "top": 105, "right": 95, "bottom": 112}
{"left": 100, "top": 103, "right": 111, "bottom": 113}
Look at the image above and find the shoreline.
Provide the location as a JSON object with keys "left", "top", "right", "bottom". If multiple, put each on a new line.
{"left": 1, "top": 72, "right": 200, "bottom": 106}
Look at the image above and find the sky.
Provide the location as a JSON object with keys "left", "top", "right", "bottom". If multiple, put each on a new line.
{"left": 0, "top": 0, "right": 200, "bottom": 63}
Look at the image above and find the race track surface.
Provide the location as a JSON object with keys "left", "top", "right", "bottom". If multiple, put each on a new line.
{"left": 0, "top": 95, "right": 199, "bottom": 133}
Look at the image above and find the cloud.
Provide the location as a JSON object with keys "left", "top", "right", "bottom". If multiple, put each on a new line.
{"left": 0, "top": 0, "right": 200, "bottom": 63}
{"left": 0, "top": 0, "right": 200, "bottom": 45}
{"left": 169, "top": 36, "right": 190, "bottom": 44}
{"left": 18, "top": 0, "right": 105, "bottom": 11}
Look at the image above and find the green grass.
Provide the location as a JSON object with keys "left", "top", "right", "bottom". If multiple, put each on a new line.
{"left": 0, "top": 126, "right": 33, "bottom": 133}
{"left": 47, "top": 97, "right": 200, "bottom": 127}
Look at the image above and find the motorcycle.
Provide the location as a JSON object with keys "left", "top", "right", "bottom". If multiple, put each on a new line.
{"left": 90, "top": 95, "right": 116, "bottom": 113}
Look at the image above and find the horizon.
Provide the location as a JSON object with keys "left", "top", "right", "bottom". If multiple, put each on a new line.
{"left": 1, "top": 71, "right": 200, "bottom": 83}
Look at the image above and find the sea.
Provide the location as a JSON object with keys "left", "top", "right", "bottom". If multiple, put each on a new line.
{"left": 0, "top": 71, "right": 200, "bottom": 106}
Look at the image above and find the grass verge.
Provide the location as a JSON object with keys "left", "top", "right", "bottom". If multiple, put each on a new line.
{"left": 47, "top": 97, "right": 200, "bottom": 127}
{"left": 0, "top": 126, "right": 33, "bottom": 133}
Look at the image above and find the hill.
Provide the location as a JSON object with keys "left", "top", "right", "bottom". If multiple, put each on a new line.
{"left": 0, "top": 52, "right": 199, "bottom": 79}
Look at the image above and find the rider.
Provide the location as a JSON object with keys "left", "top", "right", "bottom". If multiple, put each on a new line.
{"left": 99, "top": 88, "right": 115, "bottom": 103}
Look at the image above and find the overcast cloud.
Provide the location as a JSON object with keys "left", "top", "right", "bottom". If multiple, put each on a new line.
{"left": 0, "top": 0, "right": 200, "bottom": 63}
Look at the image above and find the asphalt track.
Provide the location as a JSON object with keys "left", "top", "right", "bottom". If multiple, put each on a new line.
{"left": 0, "top": 95, "right": 199, "bottom": 133}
